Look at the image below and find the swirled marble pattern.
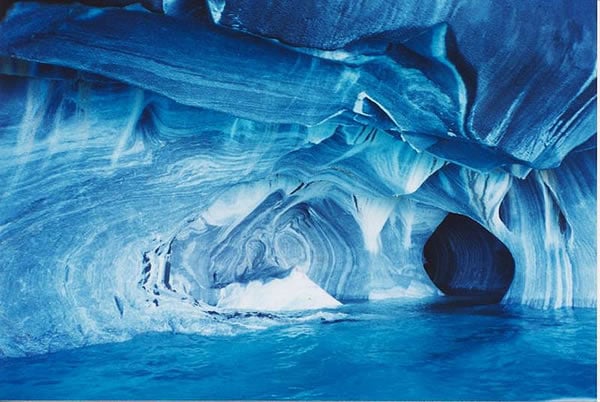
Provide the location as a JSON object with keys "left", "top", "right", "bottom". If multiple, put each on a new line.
{"left": 0, "top": 0, "right": 595, "bottom": 357}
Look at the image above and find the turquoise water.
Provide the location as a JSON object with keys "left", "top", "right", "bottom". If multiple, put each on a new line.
{"left": 0, "top": 300, "right": 596, "bottom": 400}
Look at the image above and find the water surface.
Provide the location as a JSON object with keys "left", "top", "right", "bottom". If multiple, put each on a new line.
{"left": 0, "top": 300, "right": 595, "bottom": 400}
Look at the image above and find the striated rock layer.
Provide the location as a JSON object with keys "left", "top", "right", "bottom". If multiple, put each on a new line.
{"left": 0, "top": 1, "right": 596, "bottom": 357}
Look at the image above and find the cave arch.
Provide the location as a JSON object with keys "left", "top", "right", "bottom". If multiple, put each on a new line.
{"left": 423, "top": 213, "right": 515, "bottom": 303}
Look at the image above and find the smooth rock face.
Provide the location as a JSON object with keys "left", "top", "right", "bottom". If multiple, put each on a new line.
{"left": 0, "top": 1, "right": 595, "bottom": 357}
{"left": 207, "top": 0, "right": 596, "bottom": 168}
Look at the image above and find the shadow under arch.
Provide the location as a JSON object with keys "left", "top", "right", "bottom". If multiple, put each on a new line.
{"left": 423, "top": 213, "right": 515, "bottom": 304}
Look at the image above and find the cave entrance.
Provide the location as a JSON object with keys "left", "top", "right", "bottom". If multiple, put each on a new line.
{"left": 423, "top": 213, "right": 515, "bottom": 303}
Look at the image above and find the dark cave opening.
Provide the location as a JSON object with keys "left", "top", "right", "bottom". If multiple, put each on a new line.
{"left": 423, "top": 213, "right": 515, "bottom": 303}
